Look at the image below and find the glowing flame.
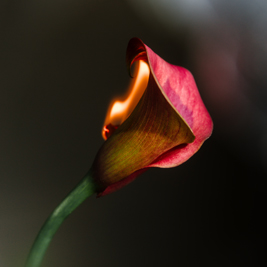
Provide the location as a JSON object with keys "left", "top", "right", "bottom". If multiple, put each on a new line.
{"left": 102, "top": 60, "right": 150, "bottom": 139}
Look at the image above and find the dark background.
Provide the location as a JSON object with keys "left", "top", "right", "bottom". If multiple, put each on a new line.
{"left": 1, "top": 1, "right": 266, "bottom": 266}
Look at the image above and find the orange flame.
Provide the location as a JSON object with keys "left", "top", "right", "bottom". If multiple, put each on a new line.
{"left": 102, "top": 60, "right": 150, "bottom": 139}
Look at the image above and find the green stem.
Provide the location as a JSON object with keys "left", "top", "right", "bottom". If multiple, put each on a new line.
{"left": 24, "top": 170, "right": 96, "bottom": 267}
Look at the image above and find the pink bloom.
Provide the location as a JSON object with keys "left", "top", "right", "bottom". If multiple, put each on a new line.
{"left": 92, "top": 38, "right": 213, "bottom": 196}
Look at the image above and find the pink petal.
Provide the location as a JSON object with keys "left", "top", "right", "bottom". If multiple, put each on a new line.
{"left": 127, "top": 38, "right": 213, "bottom": 168}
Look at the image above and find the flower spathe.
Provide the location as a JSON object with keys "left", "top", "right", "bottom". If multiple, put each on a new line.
{"left": 92, "top": 38, "right": 213, "bottom": 196}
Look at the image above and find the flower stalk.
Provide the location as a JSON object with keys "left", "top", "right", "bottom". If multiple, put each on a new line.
{"left": 24, "top": 171, "right": 96, "bottom": 267}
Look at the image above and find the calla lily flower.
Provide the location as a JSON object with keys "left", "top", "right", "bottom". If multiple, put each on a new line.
{"left": 24, "top": 38, "right": 213, "bottom": 267}
{"left": 92, "top": 38, "right": 213, "bottom": 196}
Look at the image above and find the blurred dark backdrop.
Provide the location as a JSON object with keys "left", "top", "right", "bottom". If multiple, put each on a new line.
{"left": 1, "top": 1, "right": 266, "bottom": 266}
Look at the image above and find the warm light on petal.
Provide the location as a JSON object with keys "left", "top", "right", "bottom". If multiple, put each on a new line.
{"left": 102, "top": 60, "right": 150, "bottom": 139}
